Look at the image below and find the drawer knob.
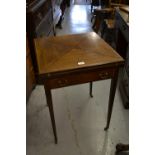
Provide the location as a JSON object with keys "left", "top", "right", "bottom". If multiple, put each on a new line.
{"left": 99, "top": 72, "right": 108, "bottom": 79}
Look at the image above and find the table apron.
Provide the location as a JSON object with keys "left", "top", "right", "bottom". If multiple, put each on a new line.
{"left": 44, "top": 67, "right": 117, "bottom": 89}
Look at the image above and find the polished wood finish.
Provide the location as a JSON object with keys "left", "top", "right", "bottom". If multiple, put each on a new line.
{"left": 34, "top": 32, "right": 124, "bottom": 143}
{"left": 115, "top": 7, "right": 129, "bottom": 58}
{"left": 42, "top": 67, "right": 115, "bottom": 88}
{"left": 44, "top": 85, "right": 58, "bottom": 144}
{"left": 92, "top": 8, "right": 114, "bottom": 33}
{"left": 34, "top": 32, "right": 123, "bottom": 75}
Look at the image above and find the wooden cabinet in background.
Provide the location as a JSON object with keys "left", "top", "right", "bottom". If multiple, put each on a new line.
{"left": 26, "top": 35, "right": 36, "bottom": 101}
{"left": 115, "top": 7, "right": 129, "bottom": 109}
{"left": 26, "top": 0, "right": 62, "bottom": 72}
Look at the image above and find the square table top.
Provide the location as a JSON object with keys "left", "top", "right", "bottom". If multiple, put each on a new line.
{"left": 34, "top": 32, "right": 124, "bottom": 75}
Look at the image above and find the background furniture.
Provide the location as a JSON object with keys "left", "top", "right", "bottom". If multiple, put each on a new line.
{"left": 26, "top": 0, "right": 69, "bottom": 72}
{"left": 26, "top": 34, "right": 36, "bottom": 101}
{"left": 115, "top": 7, "right": 129, "bottom": 108}
{"left": 26, "top": 0, "right": 66, "bottom": 101}
{"left": 26, "top": 0, "right": 55, "bottom": 38}
{"left": 92, "top": 0, "right": 128, "bottom": 34}
{"left": 26, "top": 0, "right": 56, "bottom": 73}
{"left": 33, "top": 32, "right": 124, "bottom": 144}
{"left": 91, "top": 2, "right": 129, "bottom": 108}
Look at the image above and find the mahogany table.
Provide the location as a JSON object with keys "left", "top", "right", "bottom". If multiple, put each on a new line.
{"left": 34, "top": 32, "right": 124, "bottom": 144}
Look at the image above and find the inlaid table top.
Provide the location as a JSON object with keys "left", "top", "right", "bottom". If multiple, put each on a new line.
{"left": 33, "top": 32, "right": 124, "bottom": 144}
{"left": 34, "top": 32, "right": 124, "bottom": 75}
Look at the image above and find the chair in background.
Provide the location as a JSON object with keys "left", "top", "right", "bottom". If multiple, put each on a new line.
{"left": 92, "top": 7, "right": 114, "bottom": 33}
{"left": 92, "top": 0, "right": 127, "bottom": 46}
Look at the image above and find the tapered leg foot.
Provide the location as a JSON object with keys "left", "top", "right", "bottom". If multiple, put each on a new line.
{"left": 104, "top": 126, "right": 108, "bottom": 131}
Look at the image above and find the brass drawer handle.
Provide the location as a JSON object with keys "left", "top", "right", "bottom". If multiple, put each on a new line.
{"left": 99, "top": 72, "right": 108, "bottom": 79}
{"left": 58, "top": 79, "right": 68, "bottom": 86}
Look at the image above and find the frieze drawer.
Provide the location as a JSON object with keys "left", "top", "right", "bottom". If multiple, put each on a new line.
{"left": 44, "top": 68, "right": 116, "bottom": 89}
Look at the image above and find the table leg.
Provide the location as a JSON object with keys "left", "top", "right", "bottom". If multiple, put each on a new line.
{"left": 89, "top": 82, "right": 93, "bottom": 97}
{"left": 104, "top": 70, "right": 119, "bottom": 130}
{"left": 44, "top": 86, "right": 58, "bottom": 144}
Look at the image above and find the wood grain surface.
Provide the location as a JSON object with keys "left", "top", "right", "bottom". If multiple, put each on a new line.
{"left": 34, "top": 32, "right": 124, "bottom": 75}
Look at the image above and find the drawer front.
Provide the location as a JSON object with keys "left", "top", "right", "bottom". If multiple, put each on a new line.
{"left": 44, "top": 68, "right": 116, "bottom": 89}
